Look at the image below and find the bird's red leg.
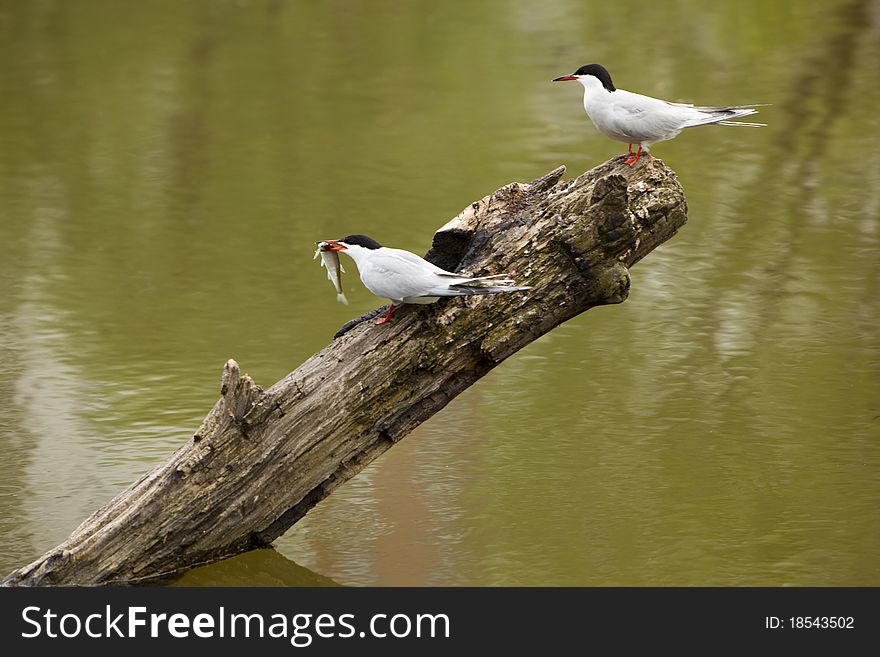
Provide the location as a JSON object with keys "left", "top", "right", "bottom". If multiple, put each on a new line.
{"left": 375, "top": 304, "right": 397, "bottom": 325}
{"left": 625, "top": 145, "right": 642, "bottom": 166}
{"left": 627, "top": 144, "right": 633, "bottom": 155}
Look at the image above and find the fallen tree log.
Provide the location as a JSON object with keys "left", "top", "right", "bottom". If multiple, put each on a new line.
{"left": 3, "top": 157, "right": 687, "bottom": 586}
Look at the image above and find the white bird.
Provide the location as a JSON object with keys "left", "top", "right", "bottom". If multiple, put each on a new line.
{"left": 323, "top": 235, "right": 530, "bottom": 325}
{"left": 552, "top": 64, "right": 765, "bottom": 165}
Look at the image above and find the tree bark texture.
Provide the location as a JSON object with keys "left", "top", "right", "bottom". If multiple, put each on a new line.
{"left": 3, "top": 156, "right": 687, "bottom": 585}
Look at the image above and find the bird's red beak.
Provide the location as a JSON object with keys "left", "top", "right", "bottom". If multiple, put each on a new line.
{"left": 325, "top": 240, "right": 346, "bottom": 252}
{"left": 552, "top": 75, "right": 577, "bottom": 82}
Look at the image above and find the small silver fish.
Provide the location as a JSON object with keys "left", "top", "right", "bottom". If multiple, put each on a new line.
{"left": 314, "top": 241, "right": 348, "bottom": 305}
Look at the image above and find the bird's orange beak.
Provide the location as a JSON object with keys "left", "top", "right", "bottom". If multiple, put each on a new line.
{"left": 552, "top": 75, "right": 577, "bottom": 82}
{"left": 325, "top": 240, "right": 346, "bottom": 252}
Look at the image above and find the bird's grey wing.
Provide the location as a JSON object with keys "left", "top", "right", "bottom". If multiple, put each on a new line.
{"left": 366, "top": 255, "right": 446, "bottom": 300}
{"left": 609, "top": 105, "right": 650, "bottom": 140}
{"left": 606, "top": 91, "right": 684, "bottom": 141}
{"left": 610, "top": 103, "right": 681, "bottom": 141}
{"left": 681, "top": 102, "right": 769, "bottom": 111}
{"left": 386, "top": 248, "right": 456, "bottom": 276}
{"left": 615, "top": 94, "right": 696, "bottom": 142}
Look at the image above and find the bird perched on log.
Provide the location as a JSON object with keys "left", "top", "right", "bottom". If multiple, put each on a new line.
{"left": 552, "top": 63, "right": 765, "bottom": 165}
{"left": 322, "top": 235, "right": 530, "bottom": 325}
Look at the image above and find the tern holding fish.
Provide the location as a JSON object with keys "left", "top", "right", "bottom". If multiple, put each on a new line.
{"left": 552, "top": 63, "right": 766, "bottom": 165}
{"left": 321, "top": 235, "right": 530, "bottom": 325}
{"left": 314, "top": 241, "right": 348, "bottom": 305}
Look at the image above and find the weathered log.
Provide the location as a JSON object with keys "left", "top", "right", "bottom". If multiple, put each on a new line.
{"left": 2, "top": 157, "right": 687, "bottom": 586}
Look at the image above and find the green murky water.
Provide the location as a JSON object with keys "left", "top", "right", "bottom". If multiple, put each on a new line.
{"left": 1, "top": 0, "right": 878, "bottom": 586}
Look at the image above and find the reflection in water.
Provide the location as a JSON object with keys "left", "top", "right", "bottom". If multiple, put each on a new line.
{"left": 1, "top": 0, "right": 878, "bottom": 586}
{"left": 173, "top": 549, "right": 339, "bottom": 588}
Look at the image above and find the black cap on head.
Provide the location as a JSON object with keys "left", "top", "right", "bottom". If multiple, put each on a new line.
{"left": 573, "top": 64, "right": 615, "bottom": 92}
{"left": 340, "top": 234, "right": 382, "bottom": 250}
